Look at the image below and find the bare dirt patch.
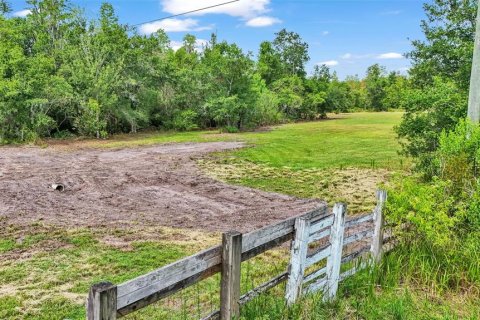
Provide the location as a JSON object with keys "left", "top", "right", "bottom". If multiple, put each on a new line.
{"left": 0, "top": 142, "right": 322, "bottom": 233}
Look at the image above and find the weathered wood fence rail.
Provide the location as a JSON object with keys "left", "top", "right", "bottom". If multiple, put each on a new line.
{"left": 87, "top": 190, "right": 388, "bottom": 320}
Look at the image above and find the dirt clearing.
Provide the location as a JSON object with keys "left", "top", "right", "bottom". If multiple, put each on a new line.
{"left": 0, "top": 142, "right": 322, "bottom": 232}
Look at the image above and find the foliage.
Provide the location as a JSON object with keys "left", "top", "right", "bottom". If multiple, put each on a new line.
{"left": 408, "top": 0, "right": 477, "bottom": 90}
{"left": 396, "top": 78, "right": 467, "bottom": 173}
{"left": 365, "top": 64, "right": 388, "bottom": 111}
{"left": 387, "top": 121, "right": 480, "bottom": 288}
{"left": 398, "top": 0, "right": 475, "bottom": 165}
{"left": 0, "top": 0, "right": 405, "bottom": 143}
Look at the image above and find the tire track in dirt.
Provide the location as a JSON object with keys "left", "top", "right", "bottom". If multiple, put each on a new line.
{"left": 0, "top": 142, "right": 323, "bottom": 232}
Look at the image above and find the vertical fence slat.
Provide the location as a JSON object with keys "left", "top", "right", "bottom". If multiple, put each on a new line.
{"left": 87, "top": 282, "right": 117, "bottom": 320}
{"left": 220, "top": 231, "right": 242, "bottom": 320}
{"left": 285, "top": 217, "right": 311, "bottom": 305}
{"left": 323, "top": 203, "right": 346, "bottom": 302}
{"left": 371, "top": 190, "right": 387, "bottom": 263}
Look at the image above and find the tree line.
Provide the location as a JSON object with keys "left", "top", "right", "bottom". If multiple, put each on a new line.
{"left": 0, "top": 0, "right": 406, "bottom": 143}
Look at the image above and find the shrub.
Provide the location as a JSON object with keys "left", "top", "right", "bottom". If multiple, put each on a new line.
{"left": 396, "top": 78, "right": 467, "bottom": 176}
{"left": 387, "top": 120, "right": 480, "bottom": 286}
{"left": 172, "top": 109, "right": 198, "bottom": 131}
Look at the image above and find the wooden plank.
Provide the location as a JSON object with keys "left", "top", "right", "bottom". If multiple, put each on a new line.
{"left": 203, "top": 272, "right": 288, "bottom": 320}
{"left": 371, "top": 190, "right": 387, "bottom": 263}
{"left": 309, "top": 215, "right": 334, "bottom": 235}
{"left": 285, "top": 217, "right": 311, "bottom": 305}
{"left": 341, "top": 245, "right": 370, "bottom": 264}
{"left": 303, "top": 266, "right": 326, "bottom": 283}
{"left": 343, "top": 229, "right": 373, "bottom": 247}
{"left": 220, "top": 232, "right": 242, "bottom": 320}
{"left": 305, "top": 244, "right": 331, "bottom": 268}
{"left": 201, "top": 310, "right": 220, "bottom": 320}
{"left": 309, "top": 228, "right": 330, "bottom": 243}
{"left": 339, "top": 262, "right": 367, "bottom": 282}
{"left": 242, "top": 205, "right": 327, "bottom": 258}
{"left": 87, "top": 282, "right": 117, "bottom": 320}
{"left": 323, "top": 203, "right": 346, "bottom": 302}
{"left": 303, "top": 277, "right": 327, "bottom": 295}
{"left": 239, "top": 272, "right": 288, "bottom": 305}
{"left": 241, "top": 232, "right": 292, "bottom": 262}
{"left": 345, "top": 213, "right": 373, "bottom": 229}
{"left": 116, "top": 245, "right": 222, "bottom": 315}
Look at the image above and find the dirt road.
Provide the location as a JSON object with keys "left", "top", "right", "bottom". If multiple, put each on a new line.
{"left": 0, "top": 142, "right": 322, "bottom": 232}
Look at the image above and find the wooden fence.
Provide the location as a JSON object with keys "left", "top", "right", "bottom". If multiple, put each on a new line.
{"left": 87, "top": 190, "right": 388, "bottom": 320}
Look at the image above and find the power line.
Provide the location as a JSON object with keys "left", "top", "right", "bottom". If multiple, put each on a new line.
{"left": 132, "top": 0, "right": 240, "bottom": 27}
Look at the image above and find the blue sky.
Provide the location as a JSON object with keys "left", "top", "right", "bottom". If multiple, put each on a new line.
{"left": 9, "top": 0, "right": 426, "bottom": 79}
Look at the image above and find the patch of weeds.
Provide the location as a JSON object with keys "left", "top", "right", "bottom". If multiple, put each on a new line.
{"left": 0, "top": 263, "right": 28, "bottom": 285}
{"left": 0, "top": 239, "right": 16, "bottom": 253}
{"left": 0, "top": 296, "right": 22, "bottom": 319}
{"left": 199, "top": 157, "right": 391, "bottom": 213}
{"left": 0, "top": 226, "right": 193, "bottom": 319}
{"left": 68, "top": 232, "right": 98, "bottom": 247}
{"left": 32, "top": 297, "right": 84, "bottom": 320}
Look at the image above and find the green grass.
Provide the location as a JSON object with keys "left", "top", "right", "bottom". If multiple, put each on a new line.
{"left": 234, "top": 112, "right": 404, "bottom": 170}
{"left": 66, "top": 112, "right": 403, "bottom": 169}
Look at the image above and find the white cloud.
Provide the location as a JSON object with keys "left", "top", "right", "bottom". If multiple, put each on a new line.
{"left": 161, "top": 0, "right": 271, "bottom": 19}
{"left": 139, "top": 18, "right": 212, "bottom": 34}
{"left": 341, "top": 52, "right": 404, "bottom": 60}
{"left": 13, "top": 9, "right": 31, "bottom": 17}
{"left": 170, "top": 40, "right": 183, "bottom": 51}
{"left": 170, "top": 38, "right": 209, "bottom": 52}
{"left": 318, "top": 60, "right": 339, "bottom": 67}
{"left": 245, "top": 16, "right": 281, "bottom": 27}
{"left": 377, "top": 52, "right": 404, "bottom": 59}
{"left": 322, "top": 31, "right": 329, "bottom": 36}
{"left": 341, "top": 53, "right": 374, "bottom": 60}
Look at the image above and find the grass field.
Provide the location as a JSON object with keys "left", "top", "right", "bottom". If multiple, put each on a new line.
{"left": 3, "top": 112, "right": 478, "bottom": 319}
{"left": 199, "top": 112, "right": 405, "bottom": 212}
{"left": 72, "top": 112, "right": 404, "bottom": 170}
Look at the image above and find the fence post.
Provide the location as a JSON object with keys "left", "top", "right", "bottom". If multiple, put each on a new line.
{"left": 323, "top": 203, "right": 346, "bottom": 302}
{"left": 220, "top": 231, "right": 242, "bottom": 320}
{"left": 86, "top": 282, "right": 117, "bottom": 320}
{"left": 285, "top": 217, "right": 311, "bottom": 305}
{"left": 371, "top": 190, "right": 387, "bottom": 263}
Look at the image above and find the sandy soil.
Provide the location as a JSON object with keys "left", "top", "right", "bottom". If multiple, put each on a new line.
{"left": 0, "top": 142, "right": 323, "bottom": 232}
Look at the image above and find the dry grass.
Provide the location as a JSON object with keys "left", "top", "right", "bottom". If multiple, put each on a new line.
{"left": 199, "top": 158, "right": 392, "bottom": 213}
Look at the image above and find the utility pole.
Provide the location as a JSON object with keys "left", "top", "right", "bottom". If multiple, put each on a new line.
{"left": 468, "top": 1, "right": 480, "bottom": 123}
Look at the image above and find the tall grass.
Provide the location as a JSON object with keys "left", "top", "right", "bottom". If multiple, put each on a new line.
{"left": 238, "top": 244, "right": 480, "bottom": 319}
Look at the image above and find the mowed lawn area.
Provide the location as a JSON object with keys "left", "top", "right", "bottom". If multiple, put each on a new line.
{"left": 1, "top": 112, "right": 409, "bottom": 319}
{"left": 199, "top": 112, "right": 404, "bottom": 212}
{"left": 80, "top": 112, "right": 403, "bottom": 170}
{"left": 234, "top": 112, "right": 403, "bottom": 170}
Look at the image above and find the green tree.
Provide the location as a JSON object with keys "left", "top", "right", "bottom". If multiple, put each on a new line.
{"left": 257, "top": 41, "right": 284, "bottom": 86}
{"left": 365, "top": 64, "right": 388, "bottom": 111}
{"left": 271, "top": 75, "right": 305, "bottom": 118}
{"left": 272, "top": 29, "right": 309, "bottom": 77}
{"left": 396, "top": 78, "right": 467, "bottom": 173}
{"left": 397, "top": 0, "right": 475, "bottom": 166}
{"left": 408, "top": 0, "right": 477, "bottom": 90}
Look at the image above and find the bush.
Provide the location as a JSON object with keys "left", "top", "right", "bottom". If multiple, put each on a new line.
{"left": 396, "top": 78, "right": 467, "bottom": 176}
{"left": 387, "top": 119, "right": 480, "bottom": 286}
{"left": 172, "top": 110, "right": 198, "bottom": 131}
